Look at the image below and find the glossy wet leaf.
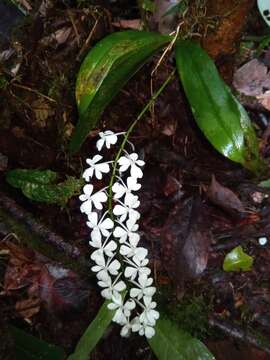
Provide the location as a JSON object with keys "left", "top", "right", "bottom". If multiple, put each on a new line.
{"left": 10, "top": 326, "right": 66, "bottom": 360}
{"left": 223, "top": 245, "right": 254, "bottom": 272}
{"left": 70, "top": 30, "right": 170, "bottom": 154}
{"left": 148, "top": 315, "right": 215, "bottom": 360}
{"left": 175, "top": 40, "right": 262, "bottom": 173}
{"left": 67, "top": 300, "right": 114, "bottom": 360}
{"left": 6, "top": 169, "right": 83, "bottom": 205}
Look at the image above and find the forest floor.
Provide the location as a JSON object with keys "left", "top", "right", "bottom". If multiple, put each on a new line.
{"left": 1, "top": 1, "right": 270, "bottom": 359}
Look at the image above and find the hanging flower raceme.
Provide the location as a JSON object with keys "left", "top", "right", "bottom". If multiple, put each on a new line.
{"left": 79, "top": 130, "right": 159, "bottom": 339}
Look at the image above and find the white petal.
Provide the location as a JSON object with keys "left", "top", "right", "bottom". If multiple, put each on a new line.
{"left": 80, "top": 200, "right": 92, "bottom": 214}
{"left": 129, "top": 153, "right": 138, "bottom": 162}
{"left": 136, "top": 159, "right": 145, "bottom": 167}
{"left": 82, "top": 168, "right": 94, "bottom": 181}
{"left": 87, "top": 212, "right": 98, "bottom": 226}
{"left": 96, "top": 138, "right": 104, "bottom": 151}
{"left": 131, "top": 164, "right": 143, "bottom": 179}
{"left": 120, "top": 245, "right": 132, "bottom": 257}
{"left": 101, "top": 288, "right": 112, "bottom": 299}
{"left": 134, "top": 247, "right": 148, "bottom": 260}
{"left": 114, "top": 280, "right": 126, "bottom": 292}
{"left": 112, "top": 182, "right": 126, "bottom": 198}
{"left": 145, "top": 326, "right": 155, "bottom": 339}
{"left": 127, "top": 177, "right": 141, "bottom": 191}
{"left": 113, "top": 226, "right": 126, "bottom": 238}
{"left": 130, "top": 288, "right": 141, "bottom": 298}
{"left": 82, "top": 184, "right": 93, "bottom": 196}
{"left": 90, "top": 228, "right": 101, "bottom": 242}
{"left": 118, "top": 156, "right": 130, "bottom": 166}
{"left": 92, "top": 154, "right": 103, "bottom": 163}
{"left": 124, "top": 299, "right": 136, "bottom": 311}
{"left": 96, "top": 162, "right": 110, "bottom": 174}
{"left": 113, "top": 204, "right": 127, "bottom": 216}
{"left": 108, "top": 259, "right": 121, "bottom": 275}
{"left": 101, "top": 217, "right": 114, "bottom": 230}
{"left": 124, "top": 266, "right": 137, "bottom": 279}
{"left": 144, "top": 287, "right": 156, "bottom": 297}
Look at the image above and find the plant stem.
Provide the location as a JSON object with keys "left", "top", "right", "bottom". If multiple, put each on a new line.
{"left": 108, "top": 69, "right": 175, "bottom": 215}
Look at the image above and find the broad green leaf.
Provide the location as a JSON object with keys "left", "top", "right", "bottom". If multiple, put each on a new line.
{"left": 10, "top": 326, "right": 66, "bottom": 360}
{"left": 6, "top": 169, "right": 58, "bottom": 188}
{"left": 175, "top": 40, "right": 263, "bottom": 173}
{"left": 69, "top": 30, "right": 170, "bottom": 154}
{"left": 148, "top": 315, "right": 215, "bottom": 360}
{"left": 259, "top": 178, "right": 270, "bottom": 187}
{"left": 6, "top": 169, "right": 83, "bottom": 205}
{"left": 223, "top": 245, "right": 254, "bottom": 272}
{"left": 67, "top": 300, "right": 114, "bottom": 360}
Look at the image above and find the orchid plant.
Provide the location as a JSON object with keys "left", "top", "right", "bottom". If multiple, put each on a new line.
{"left": 79, "top": 130, "right": 159, "bottom": 339}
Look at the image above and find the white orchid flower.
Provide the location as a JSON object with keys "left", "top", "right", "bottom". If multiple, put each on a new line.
{"left": 108, "top": 293, "right": 136, "bottom": 325}
{"left": 120, "top": 240, "right": 148, "bottom": 261}
{"left": 87, "top": 212, "right": 114, "bottom": 242}
{"left": 98, "top": 275, "right": 126, "bottom": 299}
{"left": 120, "top": 318, "right": 133, "bottom": 337}
{"left": 79, "top": 184, "right": 107, "bottom": 214}
{"left": 118, "top": 152, "right": 145, "bottom": 178}
{"left": 130, "top": 274, "right": 156, "bottom": 300}
{"left": 90, "top": 240, "right": 117, "bottom": 261}
{"left": 83, "top": 155, "right": 110, "bottom": 181}
{"left": 124, "top": 257, "right": 151, "bottom": 280}
{"left": 131, "top": 317, "right": 155, "bottom": 339}
{"left": 139, "top": 296, "right": 159, "bottom": 326}
{"left": 113, "top": 217, "right": 140, "bottom": 244}
{"left": 91, "top": 254, "right": 121, "bottom": 279}
{"left": 112, "top": 176, "right": 141, "bottom": 204}
{"left": 96, "top": 130, "right": 118, "bottom": 151}
{"left": 113, "top": 196, "right": 140, "bottom": 222}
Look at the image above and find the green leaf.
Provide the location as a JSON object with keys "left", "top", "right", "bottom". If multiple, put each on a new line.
{"left": 223, "top": 245, "right": 254, "bottom": 272}
{"left": 6, "top": 169, "right": 83, "bottom": 205}
{"left": 258, "top": 179, "right": 270, "bottom": 188}
{"left": 140, "top": 0, "right": 156, "bottom": 12}
{"left": 69, "top": 30, "right": 170, "bottom": 154}
{"left": 162, "top": 1, "right": 188, "bottom": 18}
{"left": 6, "top": 169, "right": 58, "bottom": 188}
{"left": 10, "top": 326, "right": 66, "bottom": 360}
{"left": 175, "top": 40, "right": 263, "bottom": 173}
{"left": 148, "top": 315, "right": 215, "bottom": 360}
{"left": 67, "top": 300, "right": 114, "bottom": 360}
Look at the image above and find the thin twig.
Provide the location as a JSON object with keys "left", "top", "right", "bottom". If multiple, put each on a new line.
{"left": 12, "top": 83, "right": 57, "bottom": 103}
{"left": 108, "top": 69, "right": 175, "bottom": 215}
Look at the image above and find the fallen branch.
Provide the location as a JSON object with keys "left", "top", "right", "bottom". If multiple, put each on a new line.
{"left": 209, "top": 317, "right": 270, "bottom": 354}
{"left": 0, "top": 192, "right": 88, "bottom": 274}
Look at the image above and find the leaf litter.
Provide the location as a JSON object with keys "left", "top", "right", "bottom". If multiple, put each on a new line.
{"left": 1, "top": 1, "right": 270, "bottom": 359}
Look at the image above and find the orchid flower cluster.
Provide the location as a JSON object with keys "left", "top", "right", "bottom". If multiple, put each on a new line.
{"left": 79, "top": 130, "right": 159, "bottom": 339}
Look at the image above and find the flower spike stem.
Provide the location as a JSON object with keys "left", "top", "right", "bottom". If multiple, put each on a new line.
{"left": 108, "top": 69, "right": 175, "bottom": 215}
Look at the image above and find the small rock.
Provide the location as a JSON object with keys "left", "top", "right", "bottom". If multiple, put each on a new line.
{"left": 258, "top": 237, "right": 268, "bottom": 246}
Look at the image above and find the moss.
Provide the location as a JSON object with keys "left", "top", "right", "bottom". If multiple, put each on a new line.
{"left": 158, "top": 286, "right": 211, "bottom": 340}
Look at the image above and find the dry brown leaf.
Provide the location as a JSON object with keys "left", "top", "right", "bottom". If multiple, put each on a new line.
{"left": 15, "top": 297, "right": 40, "bottom": 319}
{"left": 233, "top": 59, "right": 270, "bottom": 97}
{"left": 112, "top": 19, "right": 142, "bottom": 30}
{"left": 257, "top": 90, "right": 270, "bottom": 111}
{"left": 207, "top": 175, "right": 245, "bottom": 215}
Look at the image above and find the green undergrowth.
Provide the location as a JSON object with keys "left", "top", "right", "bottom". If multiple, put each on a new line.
{"left": 158, "top": 286, "right": 211, "bottom": 340}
